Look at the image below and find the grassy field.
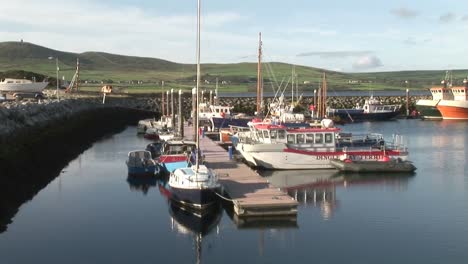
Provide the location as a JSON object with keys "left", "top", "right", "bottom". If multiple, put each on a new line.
{"left": 1, "top": 41, "right": 465, "bottom": 94}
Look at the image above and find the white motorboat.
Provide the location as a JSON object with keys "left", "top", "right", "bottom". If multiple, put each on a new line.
{"left": 234, "top": 120, "right": 409, "bottom": 170}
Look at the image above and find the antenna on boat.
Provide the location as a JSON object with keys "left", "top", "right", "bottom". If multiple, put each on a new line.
{"left": 195, "top": 0, "right": 201, "bottom": 171}
{"left": 256, "top": 32, "right": 263, "bottom": 116}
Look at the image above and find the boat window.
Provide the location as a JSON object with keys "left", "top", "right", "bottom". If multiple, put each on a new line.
{"left": 297, "top": 134, "right": 306, "bottom": 143}
{"left": 315, "top": 133, "right": 323, "bottom": 144}
{"left": 277, "top": 130, "right": 286, "bottom": 139}
{"left": 287, "top": 134, "right": 295, "bottom": 144}
{"left": 325, "top": 133, "right": 333, "bottom": 143}
{"left": 256, "top": 130, "right": 263, "bottom": 140}
{"left": 306, "top": 134, "right": 314, "bottom": 143}
{"left": 270, "top": 130, "right": 277, "bottom": 140}
{"left": 262, "top": 130, "right": 269, "bottom": 139}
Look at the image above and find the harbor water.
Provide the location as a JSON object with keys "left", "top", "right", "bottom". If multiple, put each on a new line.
{"left": 0, "top": 119, "right": 467, "bottom": 264}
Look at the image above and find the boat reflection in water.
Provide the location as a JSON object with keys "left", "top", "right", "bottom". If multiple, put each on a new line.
{"left": 168, "top": 200, "right": 222, "bottom": 264}
{"left": 261, "top": 169, "right": 414, "bottom": 220}
{"left": 126, "top": 175, "right": 158, "bottom": 195}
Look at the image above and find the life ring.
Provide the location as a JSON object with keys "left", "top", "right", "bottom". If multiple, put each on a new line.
{"left": 264, "top": 118, "right": 271, "bottom": 123}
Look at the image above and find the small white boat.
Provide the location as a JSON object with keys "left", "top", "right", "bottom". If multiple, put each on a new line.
{"left": 0, "top": 78, "right": 48, "bottom": 93}
{"left": 169, "top": 165, "right": 220, "bottom": 209}
{"left": 126, "top": 150, "right": 159, "bottom": 176}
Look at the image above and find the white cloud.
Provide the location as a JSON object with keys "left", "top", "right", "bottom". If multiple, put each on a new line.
{"left": 352, "top": 55, "right": 383, "bottom": 70}
{"left": 0, "top": 0, "right": 245, "bottom": 62}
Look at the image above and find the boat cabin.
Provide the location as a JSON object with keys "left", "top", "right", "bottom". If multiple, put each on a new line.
{"left": 362, "top": 96, "right": 401, "bottom": 113}
{"left": 285, "top": 128, "right": 339, "bottom": 151}
{"left": 161, "top": 140, "right": 196, "bottom": 155}
{"left": 430, "top": 80, "right": 454, "bottom": 101}
{"left": 198, "top": 103, "right": 232, "bottom": 120}
{"left": 450, "top": 79, "right": 468, "bottom": 101}
{"left": 0, "top": 78, "right": 34, "bottom": 84}
{"left": 251, "top": 123, "right": 339, "bottom": 150}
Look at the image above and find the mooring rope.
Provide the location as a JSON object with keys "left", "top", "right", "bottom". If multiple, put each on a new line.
{"left": 214, "top": 190, "right": 235, "bottom": 202}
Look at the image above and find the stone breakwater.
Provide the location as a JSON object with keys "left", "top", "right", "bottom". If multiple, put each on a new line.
{"left": 0, "top": 95, "right": 156, "bottom": 138}
{"left": 0, "top": 95, "right": 155, "bottom": 233}
{"left": 0, "top": 92, "right": 431, "bottom": 138}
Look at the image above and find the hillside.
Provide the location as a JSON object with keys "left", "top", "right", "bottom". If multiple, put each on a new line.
{"left": 0, "top": 41, "right": 464, "bottom": 93}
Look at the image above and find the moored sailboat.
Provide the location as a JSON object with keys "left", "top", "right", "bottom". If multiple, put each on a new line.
{"left": 167, "top": 0, "right": 220, "bottom": 209}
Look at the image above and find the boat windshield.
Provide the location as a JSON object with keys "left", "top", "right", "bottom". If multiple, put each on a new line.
{"left": 164, "top": 144, "right": 195, "bottom": 155}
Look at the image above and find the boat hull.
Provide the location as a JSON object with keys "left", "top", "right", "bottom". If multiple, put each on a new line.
{"left": 250, "top": 148, "right": 409, "bottom": 170}
{"left": 127, "top": 165, "right": 158, "bottom": 176}
{"left": 330, "top": 159, "right": 416, "bottom": 172}
{"left": 236, "top": 142, "right": 285, "bottom": 167}
{"left": 327, "top": 109, "right": 400, "bottom": 122}
{"left": 0, "top": 82, "right": 48, "bottom": 93}
{"left": 161, "top": 160, "right": 189, "bottom": 173}
{"left": 211, "top": 117, "right": 250, "bottom": 130}
{"left": 169, "top": 186, "right": 219, "bottom": 209}
{"left": 437, "top": 100, "right": 468, "bottom": 120}
{"left": 415, "top": 99, "right": 442, "bottom": 120}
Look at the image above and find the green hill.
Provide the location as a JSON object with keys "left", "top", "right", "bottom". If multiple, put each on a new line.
{"left": 0, "top": 41, "right": 464, "bottom": 93}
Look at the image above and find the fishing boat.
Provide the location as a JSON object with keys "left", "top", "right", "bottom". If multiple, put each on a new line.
{"left": 167, "top": 0, "right": 220, "bottom": 209}
{"left": 198, "top": 102, "right": 232, "bottom": 121}
{"left": 0, "top": 78, "right": 48, "bottom": 93}
{"left": 437, "top": 77, "right": 468, "bottom": 120}
{"left": 159, "top": 140, "right": 196, "bottom": 173}
{"left": 125, "top": 150, "right": 159, "bottom": 176}
{"left": 415, "top": 72, "right": 451, "bottom": 120}
{"left": 327, "top": 95, "right": 401, "bottom": 122}
{"left": 330, "top": 158, "right": 416, "bottom": 173}
{"left": 234, "top": 120, "right": 409, "bottom": 170}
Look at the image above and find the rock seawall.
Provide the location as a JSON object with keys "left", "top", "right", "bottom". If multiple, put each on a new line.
{"left": 0, "top": 97, "right": 154, "bottom": 233}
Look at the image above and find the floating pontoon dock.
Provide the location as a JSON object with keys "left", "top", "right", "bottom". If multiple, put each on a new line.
{"left": 185, "top": 124, "right": 298, "bottom": 217}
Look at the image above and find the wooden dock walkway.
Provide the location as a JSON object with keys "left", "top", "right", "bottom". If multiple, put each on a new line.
{"left": 184, "top": 124, "right": 298, "bottom": 217}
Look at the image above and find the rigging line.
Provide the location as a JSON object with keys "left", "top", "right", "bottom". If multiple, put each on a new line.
{"left": 327, "top": 82, "right": 356, "bottom": 122}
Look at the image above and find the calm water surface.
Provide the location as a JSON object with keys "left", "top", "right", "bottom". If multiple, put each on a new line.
{"left": 0, "top": 120, "right": 467, "bottom": 264}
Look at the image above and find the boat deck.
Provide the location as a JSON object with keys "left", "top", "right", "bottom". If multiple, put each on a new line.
{"left": 184, "top": 124, "right": 298, "bottom": 217}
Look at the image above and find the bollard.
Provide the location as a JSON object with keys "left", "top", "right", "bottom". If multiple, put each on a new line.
{"left": 202, "top": 127, "right": 205, "bottom": 138}
{"left": 228, "top": 146, "right": 233, "bottom": 160}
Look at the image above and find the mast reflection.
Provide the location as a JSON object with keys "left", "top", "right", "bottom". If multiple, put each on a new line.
{"left": 168, "top": 200, "right": 222, "bottom": 264}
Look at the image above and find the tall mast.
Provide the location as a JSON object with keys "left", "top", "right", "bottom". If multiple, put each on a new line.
{"left": 291, "top": 66, "right": 294, "bottom": 106}
{"left": 195, "top": 0, "right": 201, "bottom": 170}
{"left": 318, "top": 72, "right": 327, "bottom": 118}
{"left": 161, "top": 81, "right": 165, "bottom": 116}
{"left": 256, "top": 32, "right": 262, "bottom": 115}
{"left": 74, "top": 58, "right": 80, "bottom": 92}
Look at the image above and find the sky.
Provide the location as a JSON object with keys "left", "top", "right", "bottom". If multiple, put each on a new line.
{"left": 1, "top": 0, "right": 468, "bottom": 72}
